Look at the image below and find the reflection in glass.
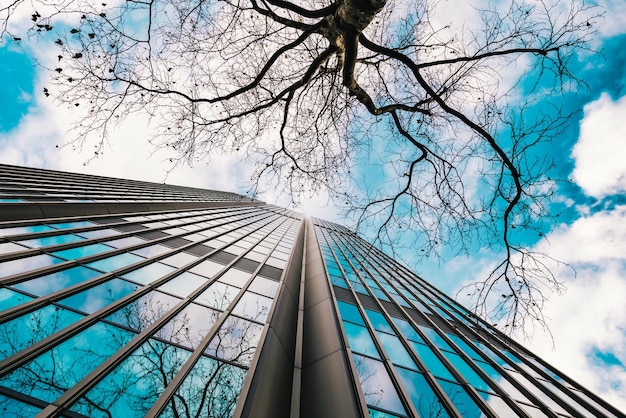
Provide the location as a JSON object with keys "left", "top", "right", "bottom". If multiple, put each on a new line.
{"left": 106, "top": 291, "right": 180, "bottom": 332}
{"left": 365, "top": 309, "right": 394, "bottom": 334}
{"left": 231, "top": 292, "right": 273, "bottom": 323}
{"left": 12, "top": 265, "right": 102, "bottom": 297}
{"left": 391, "top": 317, "right": 425, "bottom": 344}
{"left": 0, "top": 254, "right": 64, "bottom": 279}
{"left": 161, "top": 252, "right": 198, "bottom": 267}
{"left": 70, "top": 339, "right": 191, "bottom": 418}
{"left": 49, "top": 221, "right": 94, "bottom": 230}
{"left": 52, "top": 243, "right": 113, "bottom": 260}
{"left": 396, "top": 367, "right": 449, "bottom": 418}
{"left": 195, "top": 282, "right": 239, "bottom": 310}
{"left": 0, "top": 322, "right": 135, "bottom": 403}
{"left": 0, "top": 287, "right": 33, "bottom": 311}
{"left": 418, "top": 326, "right": 453, "bottom": 351}
{"left": 87, "top": 253, "right": 144, "bottom": 272}
{"left": 158, "top": 272, "right": 206, "bottom": 298}
{"left": 76, "top": 228, "right": 120, "bottom": 239}
{"left": 157, "top": 303, "right": 220, "bottom": 349}
{"left": 20, "top": 233, "right": 85, "bottom": 248}
{"left": 343, "top": 322, "right": 380, "bottom": 359}
{"left": 0, "top": 304, "right": 83, "bottom": 361}
{"left": 248, "top": 276, "right": 279, "bottom": 298}
{"left": 218, "top": 268, "right": 250, "bottom": 288}
{"left": 336, "top": 301, "right": 365, "bottom": 325}
{"left": 352, "top": 354, "right": 407, "bottom": 416}
{"left": 0, "top": 224, "right": 54, "bottom": 236}
{"left": 377, "top": 333, "right": 416, "bottom": 369}
{"left": 190, "top": 259, "right": 224, "bottom": 279}
{"left": 206, "top": 315, "right": 263, "bottom": 367}
{"left": 122, "top": 262, "right": 176, "bottom": 285}
{"left": 131, "top": 244, "right": 172, "bottom": 258}
{"left": 443, "top": 352, "right": 492, "bottom": 392}
{"left": 437, "top": 379, "right": 484, "bottom": 418}
{"left": 160, "top": 356, "right": 247, "bottom": 418}
{"left": 409, "top": 342, "right": 455, "bottom": 381}
{"left": 59, "top": 278, "right": 139, "bottom": 314}
{"left": 0, "top": 394, "right": 42, "bottom": 417}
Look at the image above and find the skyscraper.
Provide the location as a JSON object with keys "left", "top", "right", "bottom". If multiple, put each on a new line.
{"left": 0, "top": 163, "right": 622, "bottom": 418}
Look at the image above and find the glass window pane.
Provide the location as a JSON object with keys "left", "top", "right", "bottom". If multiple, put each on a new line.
{"left": 0, "top": 394, "right": 43, "bottom": 417}
{"left": 122, "top": 262, "right": 176, "bottom": 285}
{"left": 0, "top": 322, "right": 135, "bottom": 403}
{"left": 131, "top": 244, "right": 172, "bottom": 258}
{"left": 377, "top": 332, "right": 416, "bottom": 369}
{"left": 190, "top": 259, "right": 223, "bottom": 278}
{"left": 248, "top": 276, "right": 279, "bottom": 298}
{"left": 365, "top": 309, "right": 394, "bottom": 334}
{"left": 160, "top": 356, "right": 246, "bottom": 418}
{"left": 60, "top": 279, "right": 139, "bottom": 314}
{"left": 157, "top": 303, "right": 220, "bottom": 349}
{"left": 368, "top": 408, "right": 404, "bottom": 418}
{"left": 71, "top": 339, "right": 191, "bottom": 418}
{"left": 443, "top": 352, "right": 492, "bottom": 392}
{"left": 0, "top": 225, "right": 54, "bottom": 237}
{"left": 391, "top": 317, "right": 426, "bottom": 344}
{"left": 205, "top": 315, "right": 263, "bottom": 367}
{"left": 0, "top": 288, "right": 33, "bottom": 311}
{"left": 410, "top": 341, "right": 456, "bottom": 381}
{"left": 19, "top": 233, "right": 85, "bottom": 248}
{"left": 87, "top": 253, "right": 144, "bottom": 272}
{"left": 231, "top": 292, "right": 273, "bottom": 323}
{"left": 396, "top": 367, "right": 449, "bottom": 418}
{"left": 352, "top": 354, "right": 407, "bottom": 416}
{"left": 158, "top": 272, "right": 206, "bottom": 298}
{"left": 0, "top": 254, "right": 64, "bottom": 279}
{"left": 0, "top": 242, "right": 27, "bottom": 254}
{"left": 195, "top": 281, "right": 239, "bottom": 310}
{"left": 160, "top": 252, "right": 198, "bottom": 267}
{"left": 106, "top": 291, "right": 180, "bottom": 332}
{"left": 418, "top": 326, "right": 453, "bottom": 351}
{"left": 437, "top": 379, "right": 484, "bottom": 418}
{"left": 218, "top": 268, "right": 251, "bottom": 288}
{"left": 12, "top": 266, "right": 101, "bottom": 297}
{"left": 336, "top": 300, "right": 365, "bottom": 325}
{"left": 0, "top": 304, "right": 83, "bottom": 361}
{"left": 343, "top": 321, "right": 380, "bottom": 359}
{"left": 478, "top": 392, "right": 529, "bottom": 416}
{"left": 76, "top": 228, "right": 120, "bottom": 239}
{"left": 52, "top": 243, "right": 113, "bottom": 260}
{"left": 105, "top": 236, "right": 147, "bottom": 249}
{"left": 49, "top": 221, "right": 94, "bottom": 229}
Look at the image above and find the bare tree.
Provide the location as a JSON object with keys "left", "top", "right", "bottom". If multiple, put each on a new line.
{"left": 1, "top": 0, "right": 599, "bottom": 332}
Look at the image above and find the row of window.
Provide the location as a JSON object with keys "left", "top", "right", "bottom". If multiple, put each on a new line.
{"left": 0, "top": 205, "right": 301, "bottom": 417}
{"left": 313, "top": 220, "right": 614, "bottom": 418}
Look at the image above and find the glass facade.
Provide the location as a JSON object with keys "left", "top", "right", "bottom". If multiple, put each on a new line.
{"left": 0, "top": 164, "right": 622, "bottom": 418}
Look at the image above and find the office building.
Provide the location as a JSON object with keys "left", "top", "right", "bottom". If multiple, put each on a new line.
{"left": 0, "top": 164, "right": 622, "bottom": 417}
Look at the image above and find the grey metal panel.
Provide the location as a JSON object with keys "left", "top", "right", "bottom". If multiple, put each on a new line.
{"left": 0, "top": 201, "right": 265, "bottom": 221}
{"left": 239, "top": 329, "right": 294, "bottom": 418}
{"left": 258, "top": 264, "right": 283, "bottom": 281}
{"left": 300, "top": 219, "right": 362, "bottom": 418}
{"left": 184, "top": 243, "right": 216, "bottom": 257}
{"left": 238, "top": 220, "right": 305, "bottom": 418}
{"left": 300, "top": 350, "right": 362, "bottom": 418}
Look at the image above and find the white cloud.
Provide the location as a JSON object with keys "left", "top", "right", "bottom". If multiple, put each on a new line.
{"left": 596, "top": 0, "right": 626, "bottom": 38}
{"left": 515, "top": 206, "right": 626, "bottom": 412}
{"left": 572, "top": 93, "right": 626, "bottom": 198}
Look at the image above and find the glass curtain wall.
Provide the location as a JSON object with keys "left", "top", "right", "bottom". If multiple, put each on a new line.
{"left": 313, "top": 218, "right": 621, "bottom": 418}
{"left": 0, "top": 204, "right": 301, "bottom": 417}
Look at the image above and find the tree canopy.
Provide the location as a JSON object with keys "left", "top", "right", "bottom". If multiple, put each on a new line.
{"left": 1, "top": 0, "right": 600, "bottom": 333}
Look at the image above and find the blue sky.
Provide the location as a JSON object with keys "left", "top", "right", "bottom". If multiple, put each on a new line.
{"left": 1, "top": 0, "right": 626, "bottom": 412}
